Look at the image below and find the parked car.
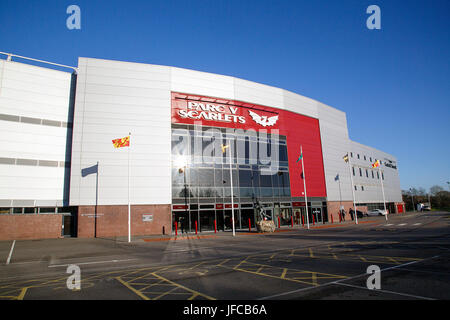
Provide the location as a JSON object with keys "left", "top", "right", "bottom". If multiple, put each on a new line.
{"left": 421, "top": 205, "right": 431, "bottom": 211}
{"left": 367, "top": 209, "right": 388, "bottom": 216}
{"left": 350, "top": 209, "right": 367, "bottom": 219}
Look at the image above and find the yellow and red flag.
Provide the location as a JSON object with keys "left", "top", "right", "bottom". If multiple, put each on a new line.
{"left": 372, "top": 160, "right": 380, "bottom": 168}
{"left": 112, "top": 136, "right": 130, "bottom": 148}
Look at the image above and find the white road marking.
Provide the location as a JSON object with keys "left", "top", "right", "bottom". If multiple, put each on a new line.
{"left": 335, "top": 282, "right": 434, "bottom": 300}
{"left": 6, "top": 240, "right": 16, "bottom": 265}
{"left": 258, "top": 255, "right": 440, "bottom": 300}
{"left": 48, "top": 258, "right": 137, "bottom": 268}
{"left": 413, "top": 223, "right": 422, "bottom": 226}
{"left": 398, "top": 223, "right": 407, "bottom": 226}
{"left": 385, "top": 224, "right": 394, "bottom": 226}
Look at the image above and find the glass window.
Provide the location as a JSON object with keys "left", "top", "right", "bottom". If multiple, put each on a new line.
{"left": 361, "top": 186, "right": 365, "bottom": 191}
{"left": 24, "top": 207, "right": 36, "bottom": 214}
{"left": 352, "top": 167, "right": 355, "bottom": 176}
{"left": 354, "top": 186, "right": 357, "bottom": 191}
{"left": 214, "top": 169, "right": 224, "bottom": 187}
{"left": 39, "top": 207, "right": 55, "bottom": 214}
{"left": 13, "top": 208, "right": 23, "bottom": 214}
{"left": 0, "top": 208, "right": 11, "bottom": 214}
{"left": 259, "top": 172, "right": 272, "bottom": 188}
{"left": 372, "top": 170, "right": 374, "bottom": 178}
{"left": 238, "top": 170, "right": 252, "bottom": 188}
{"left": 377, "top": 171, "right": 380, "bottom": 179}
{"left": 366, "top": 169, "right": 368, "bottom": 177}
{"left": 359, "top": 168, "right": 362, "bottom": 176}
{"left": 172, "top": 167, "right": 185, "bottom": 186}
{"left": 357, "top": 154, "right": 360, "bottom": 159}
{"left": 364, "top": 155, "right": 366, "bottom": 161}
{"left": 198, "top": 169, "right": 215, "bottom": 187}
{"left": 382, "top": 172, "right": 384, "bottom": 180}
{"left": 260, "top": 187, "right": 273, "bottom": 197}
{"left": 279, "top": 144, "right": 288, "bottom": 162}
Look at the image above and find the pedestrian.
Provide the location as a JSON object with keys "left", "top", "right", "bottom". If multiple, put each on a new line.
{"left": 179, "top": 216, "right": 186, "bottom": 234}
{"left": 341, "top": 209, "right": 346, "bottom": 221}
{"left": 349, "top": 208, "right": 354, "bottom": 221}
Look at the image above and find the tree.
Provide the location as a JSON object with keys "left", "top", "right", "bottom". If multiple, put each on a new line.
{"left": 430, "top": 185, "right": 444, "bottom": 196}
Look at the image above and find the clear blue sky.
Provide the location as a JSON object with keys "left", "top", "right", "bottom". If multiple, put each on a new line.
{"left": 1, "top": 0, "right": 449, "bottom": 192}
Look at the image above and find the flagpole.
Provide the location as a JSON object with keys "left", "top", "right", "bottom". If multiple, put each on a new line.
{"left": 228, "top": 142, "right": 235, "bottom": 237}
{"left": 301, "top": 145, "right": 310, "bottom": 229}
{"left": 378, "top": 166, "right": 388, "bottom": 221}
{"left": 347, "top": 154, "right": 358, "bottom": 224}
{"left": 128, "top": 132, "right": 131, "bottom": 243}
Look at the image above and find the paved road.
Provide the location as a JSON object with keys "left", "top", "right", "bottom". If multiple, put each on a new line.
{"left": 0, "top": 211, "right": 449, "bottom": 300}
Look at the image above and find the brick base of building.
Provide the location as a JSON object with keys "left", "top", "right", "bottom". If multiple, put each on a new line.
{"left": 0, "top": 214, "right": 63, "bottom": 240}
{"left": 326, "top": 201, "right": 369, "bottom": 222}
{"left": 77, "top": 204, "right": 171, "bottom": 238}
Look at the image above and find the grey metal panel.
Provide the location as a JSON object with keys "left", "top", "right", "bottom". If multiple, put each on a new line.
{"left": 0, "top": 113, "right": 20, "bottom": 122}
{"left": 0, "top": 199, "right": 12, "bottom": 206}
{"left": 0, "top": 157, "right": 15, "bottom": 164}
{"left": 16, "top": 158, "right": 38, "bottom": 166}
{"left": 12, "top": 199, "right": 35, "bottom": 207}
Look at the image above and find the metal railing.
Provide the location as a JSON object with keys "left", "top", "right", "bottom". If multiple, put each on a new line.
{"left": 0, "top": 51, "right": 77, "bottom": 73}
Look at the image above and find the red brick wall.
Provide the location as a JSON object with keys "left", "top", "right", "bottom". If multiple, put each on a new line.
{"left": 326, "top": 201, "right": 363, "bottom": 222}
{"left": 0, "top": 214, "right": 63, "bottom": 240}
{"left": 77, "top": 204, "right": 171, "bottom": 238}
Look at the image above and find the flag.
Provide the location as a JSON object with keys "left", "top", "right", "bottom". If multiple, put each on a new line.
{"left": 296, "top": 150, "right": 303, "bottom": 163}
{"left": 372, "top": 160, "right": 380, "bottom": 168}
{"left": 221, "top": 144, "right": 229, "bottom": 153}
{"left": 112, "top": 136, "right": 130, "bottom": 148}
{"left": 343, "top": 154, "right": 349, "bottom": 162}
{"left": 81, "top": 163, "right": 98, "bottom": 177}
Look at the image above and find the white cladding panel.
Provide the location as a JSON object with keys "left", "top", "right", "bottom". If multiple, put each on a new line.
{"left": 0, "top": 60, "right": 72, "bottom": 205}
{"left": 317, "top": 102, "right": 353, "bottom": 202}
{"left": 171, "top": 67, "right": 235, "bottom": 101}
{"left": 350, "top": 141, "right": 402, "bottom": 204}
{"left": 69, "top": 58, "right": 172, "bottom": 206}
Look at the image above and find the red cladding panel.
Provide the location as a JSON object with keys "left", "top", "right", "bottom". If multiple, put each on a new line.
{"left": 171, "top": 92, "right": 327, "bottom": 198}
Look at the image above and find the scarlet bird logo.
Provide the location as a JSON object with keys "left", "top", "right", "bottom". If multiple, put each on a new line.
{"left": 248, "top": 110, "right": 278, "bottom": 127}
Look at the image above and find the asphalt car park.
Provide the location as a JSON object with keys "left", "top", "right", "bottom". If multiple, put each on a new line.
{"left": 0, "top": 211, "right": 449, "bottom": 301}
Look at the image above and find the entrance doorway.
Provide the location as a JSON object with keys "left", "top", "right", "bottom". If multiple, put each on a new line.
{"left": 173, "top": 211, "right": 189, "bottom": 234}
{"left": 312, "top": 207, "right": 323, "bottom": 223}
{"left": 199, "top": 210, "right": 215, "bottom": 232}
{"left": 241, "top": 208, "right": 255, "bottom": 229}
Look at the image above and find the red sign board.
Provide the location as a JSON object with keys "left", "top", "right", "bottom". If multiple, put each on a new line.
{"left": 171, "top": 92, "right": 327, "bottom": 198}
{"left": 292, "top": 202, "right": 306, "bottom": 207}
{"left": 172, "top": 205, "right": 188, "bottom": 210}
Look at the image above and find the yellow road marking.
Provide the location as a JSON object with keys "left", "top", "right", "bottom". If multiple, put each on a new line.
{"left": 281, "top": 268, "right": 288, "bottom": 279}
{"left": 151, "top": 272, "right": 216, "bottom": 300}
{"left": 115, "top": 277, "right": 150, "bottom": 300}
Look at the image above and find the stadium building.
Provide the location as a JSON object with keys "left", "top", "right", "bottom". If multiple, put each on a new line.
{"left": 0, "top": 53, "right": 404, "bottom": 240}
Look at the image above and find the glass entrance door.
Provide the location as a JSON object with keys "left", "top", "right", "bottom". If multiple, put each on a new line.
{"left": 174, "top": 211, "right": 189, "bottom": 234}
{"left": 199, "top": 210, "right": 215, "bottom": 232}
{"left": 312, "top": 207, "right": 322, "bottom": 223}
